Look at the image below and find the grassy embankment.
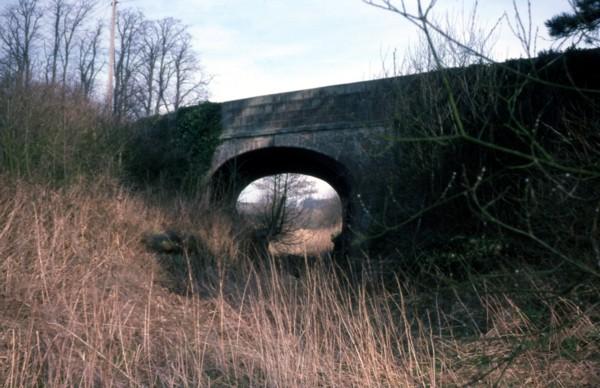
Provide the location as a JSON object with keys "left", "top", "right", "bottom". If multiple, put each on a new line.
{"left": 0, "top": 179, "right": 598, "bottom": 386}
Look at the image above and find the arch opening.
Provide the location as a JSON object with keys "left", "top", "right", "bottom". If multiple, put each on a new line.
{"left": 211, "top": 147, "right": 353, "bottom": 255}
{"left": 237, "top": 173, "right": 343, "bottom": 256}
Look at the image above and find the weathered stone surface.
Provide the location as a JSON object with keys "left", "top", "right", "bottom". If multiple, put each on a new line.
{"left": 210, "top": 78, "right": 400, "bottom": 248}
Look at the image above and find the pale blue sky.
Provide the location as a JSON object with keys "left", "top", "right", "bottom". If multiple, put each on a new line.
{"left": 103, "top": 0, "right": 572, "bottom": 102}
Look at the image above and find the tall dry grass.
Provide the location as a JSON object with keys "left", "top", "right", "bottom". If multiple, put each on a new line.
{"left": 268, "top": 224, "right": 342, "bottom": 256}
{"left": 0, "top": 175, "right": 598, "bottom": 387}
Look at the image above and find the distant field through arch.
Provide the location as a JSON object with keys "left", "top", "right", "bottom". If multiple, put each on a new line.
{"left": 237, "top": 173, "right": 343, "bottom": 256}
{"left": 211, "top": 147, "right": 349, "bottom": 255}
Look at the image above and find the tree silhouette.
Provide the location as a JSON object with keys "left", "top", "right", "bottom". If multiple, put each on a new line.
{"left": 244, "top": 173, "right": 317, "bottom": 246}
{"left": 545, "top": 0, "right": 600, "bottom": 43}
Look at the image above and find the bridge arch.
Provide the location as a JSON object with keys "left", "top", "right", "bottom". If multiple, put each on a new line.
{"left": 210, "top": 146, "right": 354, "bottom": 246}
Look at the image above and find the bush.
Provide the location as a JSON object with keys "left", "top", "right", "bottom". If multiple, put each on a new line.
{"left": 124, "top": 101, "right": 222, "bottom": 192}
{"left": 0, "top": 83, "right": 122, "bottom": 183}
{"left": 368, "top": 49, "right": 600, "bottom": 279}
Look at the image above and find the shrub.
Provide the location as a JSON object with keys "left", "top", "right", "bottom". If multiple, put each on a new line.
{"left": 124, "top": 102, "right": 222, "bottom": 192}
{"left": 0, "top": 83, "right": 122, "bottom": 183}
{"left": 367, "top": 49, "right": 600, "bottom": 279}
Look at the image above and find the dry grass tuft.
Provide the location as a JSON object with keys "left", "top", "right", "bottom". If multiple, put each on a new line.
{"left": 269, "top": 224, "right": 342, "bottom": 256}
{"left": 0, "top": 175, "right": 598, "bottom": 387}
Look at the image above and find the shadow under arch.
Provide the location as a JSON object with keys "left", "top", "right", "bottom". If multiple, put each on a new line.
{"left": 210, "top": 146, "right": 353, "bottom": 253}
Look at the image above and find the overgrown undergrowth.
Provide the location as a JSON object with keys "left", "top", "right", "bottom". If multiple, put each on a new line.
{"left": 0, "top": 177, "right": 597, "bottom": 387}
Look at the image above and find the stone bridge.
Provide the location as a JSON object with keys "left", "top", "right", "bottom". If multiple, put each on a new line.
{"left": 207, "top": 48, "right": 600, "bottom": 251}
{"left": 209, "top": 77, "right": 405, "bottom": 248}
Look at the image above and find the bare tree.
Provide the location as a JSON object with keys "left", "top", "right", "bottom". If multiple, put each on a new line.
{"left": 77, "top": 20, "right": 102, "bottom": 98}
{"left": 249, "top": 174, "right": 317, "bottom": 245}
{"left": 113, "top": 7, "right": 143, "bottom": 119}
{"left": 153, "top": 17, "right": 183, "bottom": 114}
{"left": 0, "top": 1, "right": 208, "bottom": 115}
{"left": 46, "top": 0, "right": 65, "bottom": 84}
{"left": 44, "top": 0, "right": 95, "bottom": 87}
{"left": 137, "top": 19, "right": 160, "bottom": 116}
{"left": 133, "top": 15, "right": 209, "bottom": 116}
{"left": 58, "top": 0, "right": 95, "bottom": 87}
{"left": 0, "top": 0, "right": 43, "bottom": 87}
{"left": 171, "top": 32, "right": 209, "bottom": 110}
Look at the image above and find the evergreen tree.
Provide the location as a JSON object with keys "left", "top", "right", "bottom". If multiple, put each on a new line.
{"left": 545, "top": 0, "right": 600, "bottom": 43}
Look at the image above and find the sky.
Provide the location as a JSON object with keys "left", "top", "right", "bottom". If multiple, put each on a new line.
{"left": 101, "top": 0, "right": 575, "bottom": 102}
{"left": 238, "top": 175, "right": 337, "bottom": 203}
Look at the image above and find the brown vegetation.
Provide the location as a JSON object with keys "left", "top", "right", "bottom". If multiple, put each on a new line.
{"left": 0, "top": 177, "right": 598, "bottom": 387}
{"left": 269, "top": 224, "right": 342, "bottom": 256}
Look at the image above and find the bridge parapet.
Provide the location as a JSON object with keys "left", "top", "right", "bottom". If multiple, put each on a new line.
{"left": 220, "top": 78, "right": 401, "bottom": 139}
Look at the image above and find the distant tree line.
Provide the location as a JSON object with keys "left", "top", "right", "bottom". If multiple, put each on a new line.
{"left": 0, "top": 0, "right": 209, "bottom": 120}
{"left": 0, "top": 0, "right": 210, "bottom": 182}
